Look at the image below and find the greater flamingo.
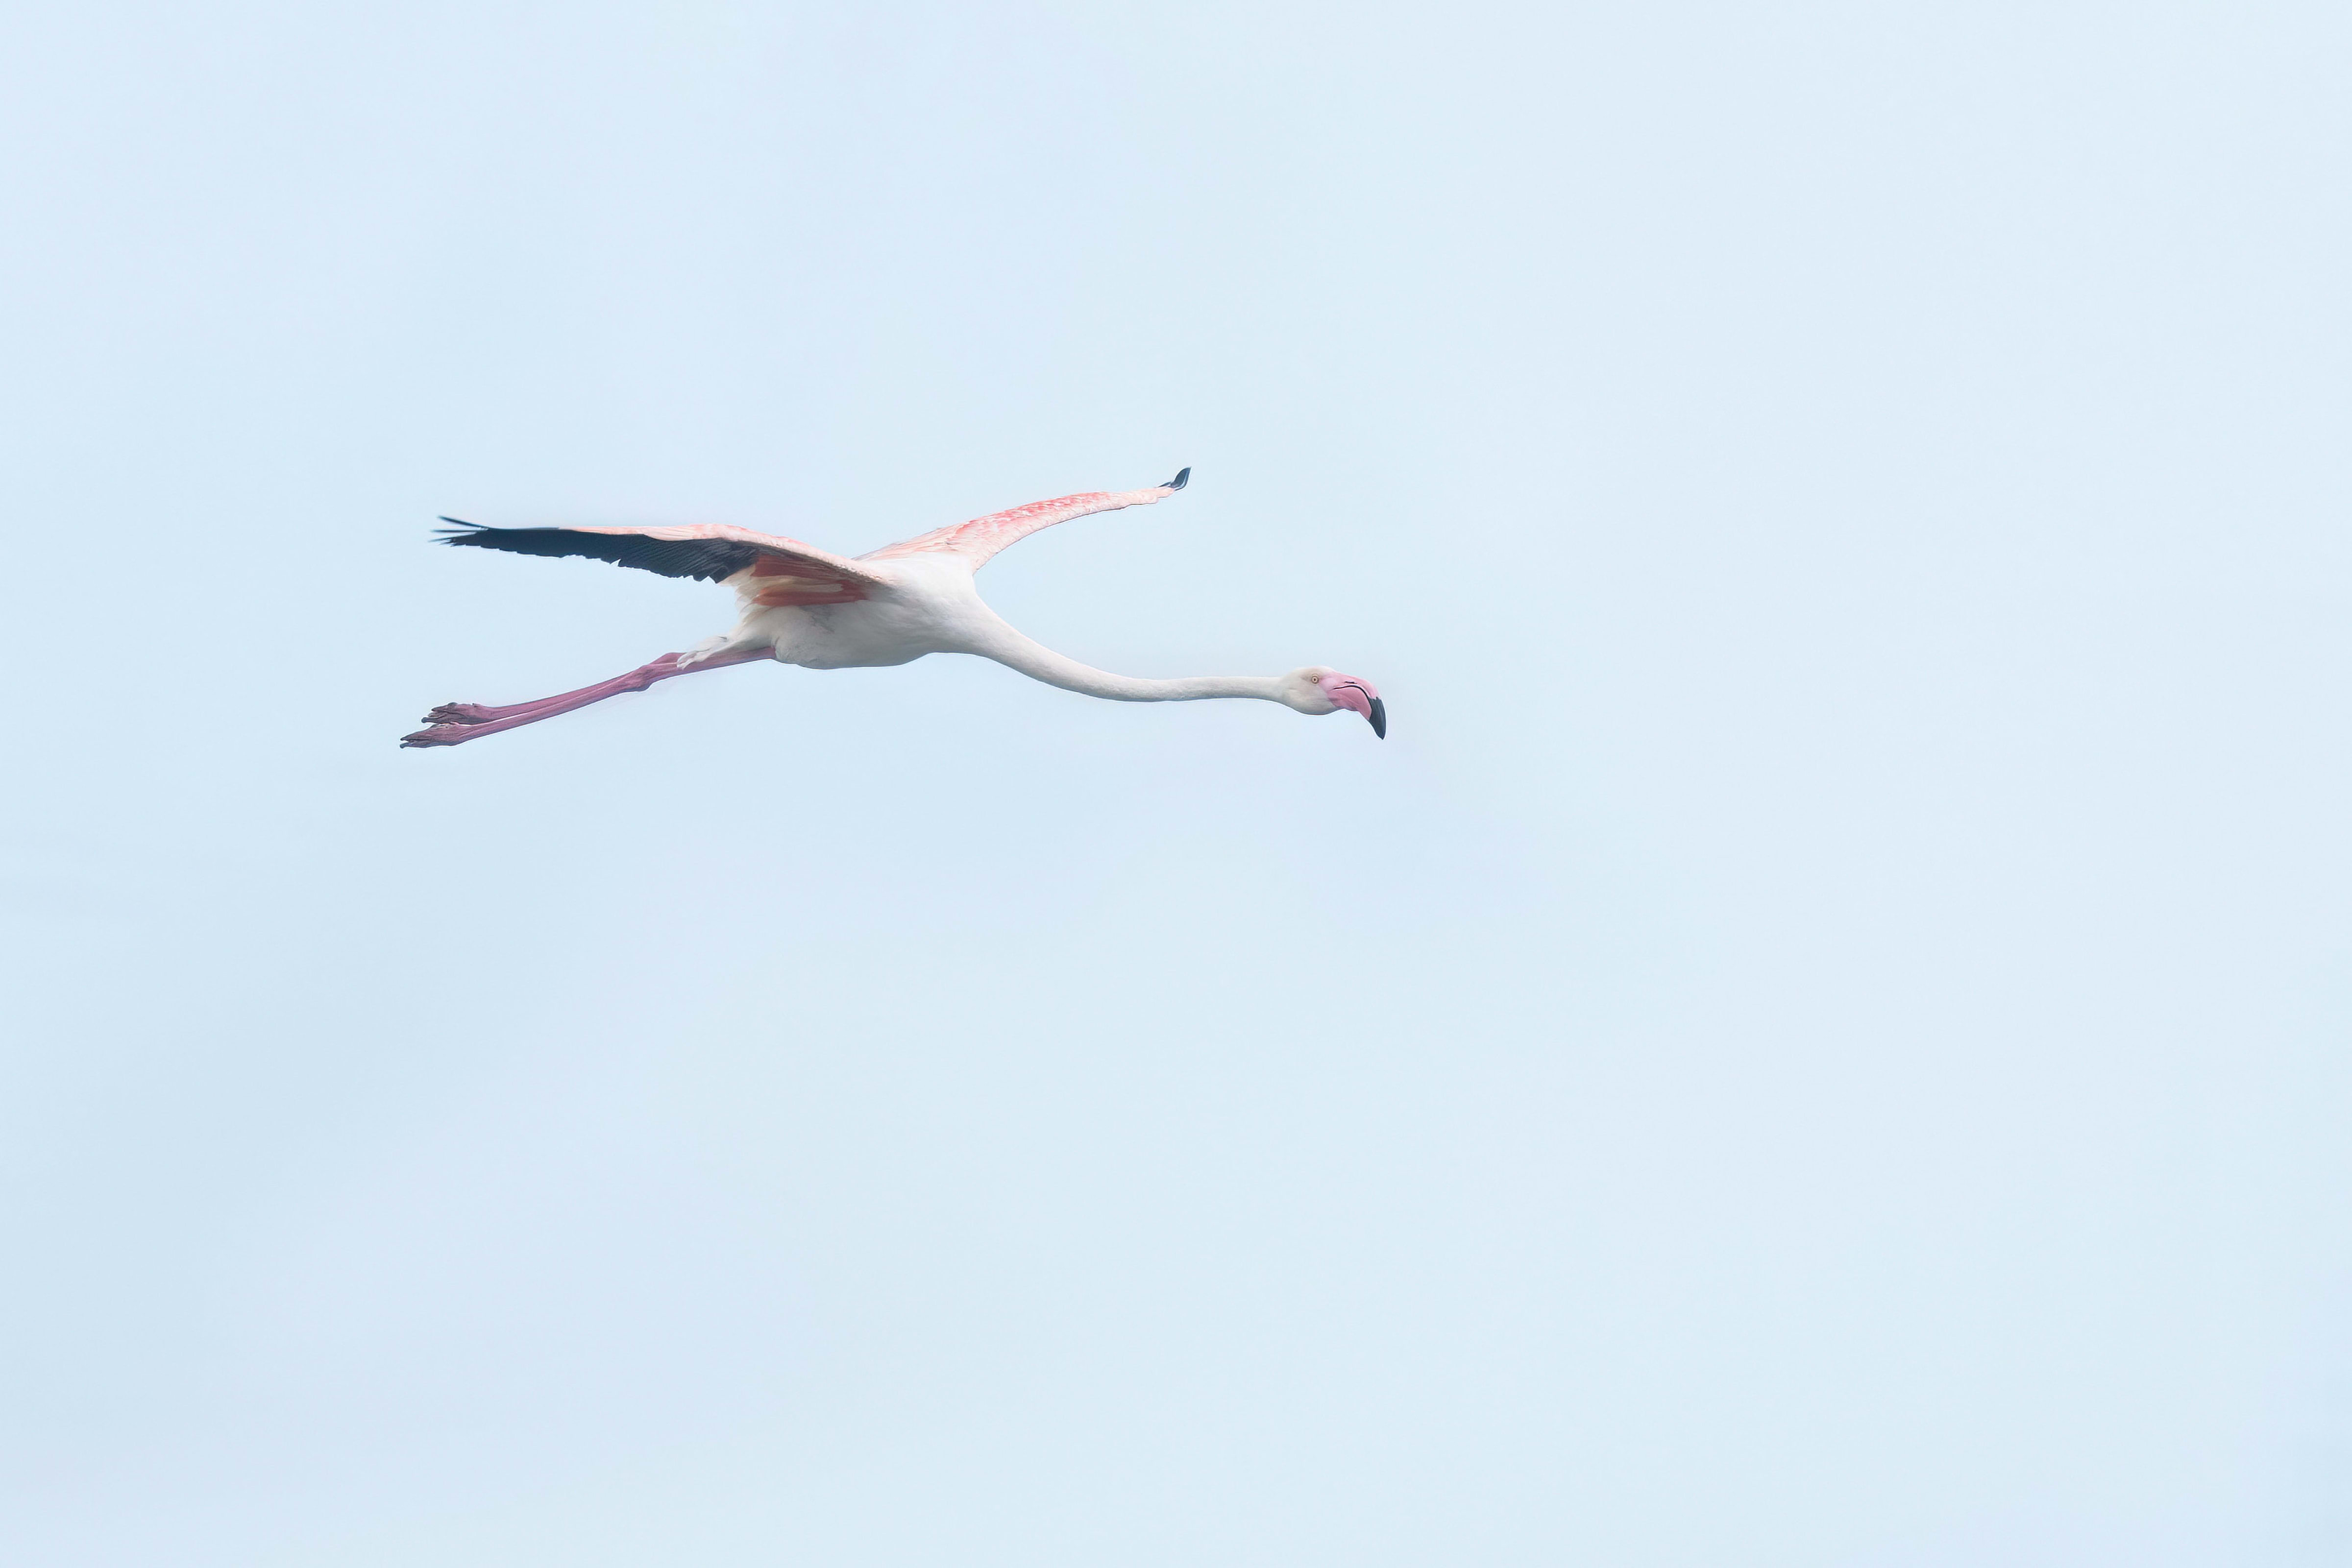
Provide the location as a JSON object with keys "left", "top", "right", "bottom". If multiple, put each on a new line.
{"left": 401, "top": 470, "right": 1385, "bottom": 748}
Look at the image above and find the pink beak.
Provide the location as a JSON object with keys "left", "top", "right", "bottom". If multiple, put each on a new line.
{"left": 1318, "top": 674, "right": 1386, "bottom": 738}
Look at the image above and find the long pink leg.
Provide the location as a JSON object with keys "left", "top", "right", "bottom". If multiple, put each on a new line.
{"left": 401, "top": 647, "right": 769, "bottom": 748}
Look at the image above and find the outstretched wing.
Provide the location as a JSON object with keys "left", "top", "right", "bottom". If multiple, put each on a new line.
{"left": 435, "top": 519, "right": 891, "bottom": 607}
{"left": 859, "top": 468, "right": 1190, "bottom": 569}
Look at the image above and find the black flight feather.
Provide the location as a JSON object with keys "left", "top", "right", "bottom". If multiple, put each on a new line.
{"left": 434, "top": 518, "right": 762, "bottom": 584}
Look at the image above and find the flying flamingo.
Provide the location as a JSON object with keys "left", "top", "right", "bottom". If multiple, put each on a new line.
{"left": 401, "top": 469, "right": 1385, "bottom": 748}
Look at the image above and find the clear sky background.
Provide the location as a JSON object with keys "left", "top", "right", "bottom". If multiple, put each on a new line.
{"left": 3, "top": 2, "right": 2347, "bottom": 1563}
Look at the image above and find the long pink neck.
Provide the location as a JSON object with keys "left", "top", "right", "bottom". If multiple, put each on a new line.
{"left": 969, "top": 626, "right": 1286, "bottom": 705}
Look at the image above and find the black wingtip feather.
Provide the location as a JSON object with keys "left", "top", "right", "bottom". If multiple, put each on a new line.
{"left": 426, "top": 520, "right": 765, "bottom": 583}
{"left": 1164, "top": 467, "right": 1190, "bottom": 491}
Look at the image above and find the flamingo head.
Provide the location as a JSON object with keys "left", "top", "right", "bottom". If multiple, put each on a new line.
{"left": 1282, "top": 667, "right": 1387, "bottom": 738}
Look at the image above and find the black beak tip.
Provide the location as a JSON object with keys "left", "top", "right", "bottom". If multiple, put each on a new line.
{"left": 1368, "top": 697, "right": 1387, "bottom": 739}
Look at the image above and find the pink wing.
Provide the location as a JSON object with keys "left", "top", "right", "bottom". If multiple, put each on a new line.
{"left": 437, "top": 519, "right": 892, "bottom": 606}
{"left": 859, "top": 468, "right": 1190, "bottom": 568}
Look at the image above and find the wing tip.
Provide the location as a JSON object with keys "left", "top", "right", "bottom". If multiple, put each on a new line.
{"left": 1163, "top": 466, "right": 1190, "bottom": 492}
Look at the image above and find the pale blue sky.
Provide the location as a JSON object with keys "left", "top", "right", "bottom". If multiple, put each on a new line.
{"left": 3, "top": 1, "right": 2348, "bottom": 1563}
